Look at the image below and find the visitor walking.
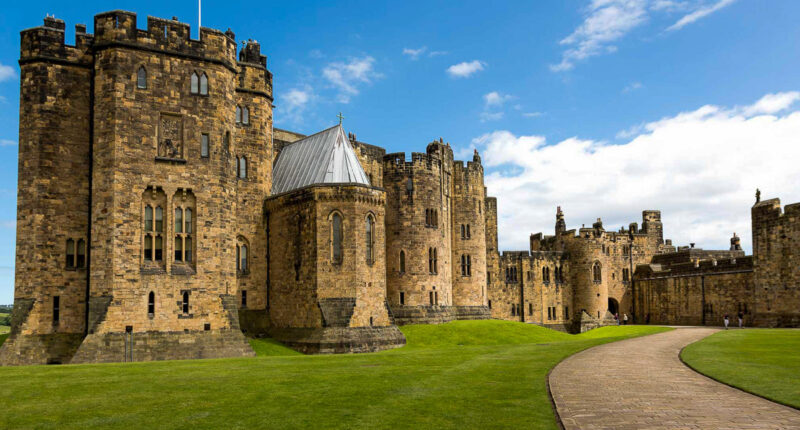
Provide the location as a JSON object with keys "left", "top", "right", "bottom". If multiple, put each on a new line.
{"left": 724, "top": 314, "right": 729, "bottom": 329}
{"left": 738, "top": 311, "right": 744, "bottom": 328}
{"left": 623, "top": 313, "right": 628, "bottom": 325}
{"left": 615, "top": 313, "right": 620, "bottom": 325}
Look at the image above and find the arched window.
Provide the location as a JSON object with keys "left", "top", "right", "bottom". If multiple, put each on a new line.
{"left": 182, "top": 291, "right": 189, "bottom": 314}
{"left": 331, "top": 212, "right": 343, "bottom": 264}
{"left": 365, "top": 214, "right": 375, "bottom": 265}
{"left": 236, "top": 106, "right": 242, "bottom": 124}
{"left": 428, "top": 248, "right": 434, "bottom": 274}
{"left": 543, "top": 267, "right": 550, "bottom": 284}
{"left": 199, "top": 73, "right": 208, "bottom": 95}
{"left": 466, "top": 224, "right": 471, "bottom": 239}
{"left": 148, "top": 291, "right": 155, "bottom": 315}
{"left": 467, "top": 255, "right": 471, "bottom": 276}
{"left": 399, "top": 250, "right": 406, "bottom": 273}
{"left": 240, "top": 244, "right": 248, "bottom": 272}
{"left": 190, "top": 72, "right": 199, "bottom": 94}
{"left": 175, "top": 208, "right": 183, "bottom": 233}
{"left": 461, "top": 224, "right": 465, "bottom": 239}
{"left": 76, "top": 239, "right": 86, "bottom": 268}
{"left": 143, "top": 189, "right": 166, "bottom": 264}
{"left": 593, "top": 262, "right": 602, "bottom": 283}
{"left": 433, "top": 248, "right": 438, "bottom": 274}
{"left": 461, "top": 254, "right": 466, "bottom": 276}
{"left": 172, "top": 191, "right": 196, "bottom": 265}
{"left": 66, "top": 239, "right": 75, "bottom": 268}
{"left": 242, "top": 106, "right": 249, "bottom": 124}
{"left": 137, "top": 66, "right": 147, "bottom": 89}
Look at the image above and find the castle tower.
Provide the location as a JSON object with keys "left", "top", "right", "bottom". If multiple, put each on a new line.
{"left": 1, "top": 11, "right": 271, "bottom": 365}
{"left": 450, "top": 150, "right": 491, "bottom": 319}
{"left": 642, "top": 210, "right": 664, "bottom": 244}
{"left": 383, "top": 140, "right": 454, "bottom": 324}
{"left": 265, "top": 125, "right": 404, "bottom": 353}
{"left": 0, "top": 17, "right": 94, "bottom": 365}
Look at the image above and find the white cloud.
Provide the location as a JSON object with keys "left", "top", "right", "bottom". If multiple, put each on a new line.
{"left": 551, "top": 0, "right": 649, "bottom": 72}
{"left": 280, "top": 85, "right": 314, "bottom": 124}
{"left": 522, "top": 112, "right": 543, "bottom": 118}
{"left": 484, "top": 91, "right": 514, "bottom": 108}
{"left": 446, "top": 60, "right": 486, "bottom": 78}
{"left": 553, "top": 0, "right": 738, "bottom": 71}
{"left": 667, "top": 0, "right": 736, "bottom": 31}
{"left": 0, "top": 221, "right": 14, "bottom": 229}
{"left": 480, "top": 111, "right": 504, "bottom": 122}
{"left": 402, "top": 47, "right": 427, "bottom": 60}
{"left": 428, "top": 50, "right": 448, "bottom": 57}
{"left": 622, "top": 81, "right": 643, "bottom": 93}
{"left": 0, "top": 139, "right": 16, "bottom": 146}
{"left": 308, "top": 49, "right": 324, "bottom": 59}
{"left": 322, "top": 56, "right": 382, "bottom": 103}
{"left": 0, "top": 64, "right": 16, "bottom": 82}
{"left": 478, "top": 91, "right": 800, "bottom": 254}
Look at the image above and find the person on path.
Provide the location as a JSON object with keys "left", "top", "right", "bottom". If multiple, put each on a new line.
{"left": 623, "top": 313, "right": 628, "bottom": 325}
{"left": 738, "top": 311, "right": 744, "bottom": 328}
{"left": 615, "top": 313, "right": 620, "bottom": 325}
{"left": 724, "top": 314, "right": 730, "bottom": 329}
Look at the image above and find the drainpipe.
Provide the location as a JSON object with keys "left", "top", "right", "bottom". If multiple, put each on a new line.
{"left": 266, "top": 211, "right": 271, "bottom": 310}
{"left": 84, "top": 54, "right": 95, "bottom": 337}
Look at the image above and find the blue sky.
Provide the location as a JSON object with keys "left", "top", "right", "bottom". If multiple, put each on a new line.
{"left": 1, "top": 1, "right": 800, "bottom": 303}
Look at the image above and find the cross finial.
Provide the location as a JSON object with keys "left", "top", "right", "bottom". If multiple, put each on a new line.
{"left": 337, "top": 112, "right": 344, "bottom": 125}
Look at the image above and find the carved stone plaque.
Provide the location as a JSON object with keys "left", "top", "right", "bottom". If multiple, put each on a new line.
{"left": 158, "top": 113, "right": 183, "bottom": 159}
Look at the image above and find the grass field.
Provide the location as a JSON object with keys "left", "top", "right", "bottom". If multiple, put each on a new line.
{"left": 0, "top": 321, "right": 669, "bottom": 429}
{"left": 681, "top": 328, "right": 800, "bottom": 408}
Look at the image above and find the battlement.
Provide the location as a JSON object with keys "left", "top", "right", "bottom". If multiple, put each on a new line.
{"left": 20, "top": 16, "right": 94, "bottom": 64}
{"left": 752, "top": 197, "right": 800, "bottom": 220}
{"left": 635, "top": 255, "right": 753, "bottom": 279}
{"left": 20, "top": 12, "right": 253, "bottom": 71}
{"left": 383, "top": 151, "right": 443, "bottom": 173}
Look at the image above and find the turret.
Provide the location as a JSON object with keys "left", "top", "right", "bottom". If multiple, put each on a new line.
{"left": 730, "top": 233, "right": 742, "bottom": 251}
{"left": 555, "top": 206, "right": 566, "bottom": 235}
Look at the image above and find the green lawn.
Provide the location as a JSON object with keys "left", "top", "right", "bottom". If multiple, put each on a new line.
{"left": 681, "top": 329, "right": 800, "bottom": 408}
{"left": 0, "top": 321, "right": 669, "bottom": 429}
{"left": 0, "top": 326, "right": 8, "bottom": 335}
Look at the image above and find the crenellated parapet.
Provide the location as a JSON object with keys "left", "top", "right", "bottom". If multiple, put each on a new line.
{"left": 20, "top": 17, "right": 94, "bottom": 66}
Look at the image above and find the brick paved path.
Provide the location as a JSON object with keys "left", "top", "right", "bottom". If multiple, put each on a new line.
{"left": 549, "top": 327, "right": 800, "bottom": 429}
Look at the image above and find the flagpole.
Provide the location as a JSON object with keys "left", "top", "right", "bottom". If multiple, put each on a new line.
{"left": 198, "top": 0, "right": 202, "bottom": 33}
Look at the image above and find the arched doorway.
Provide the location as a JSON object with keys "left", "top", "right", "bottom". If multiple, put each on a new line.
{"left": 608, "top": 298, "right": 619, "bottom": 316}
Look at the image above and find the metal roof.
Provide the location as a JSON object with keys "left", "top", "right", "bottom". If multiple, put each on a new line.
{"left": 271, "top": 125, "right": 371, "bottom": 195}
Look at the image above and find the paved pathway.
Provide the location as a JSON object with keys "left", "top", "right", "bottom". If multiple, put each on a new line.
{"left": 549, "top": 327, "right": 800, "bottom": 429}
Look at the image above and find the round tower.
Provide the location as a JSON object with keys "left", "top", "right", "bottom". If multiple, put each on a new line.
{"left": 383, "top": 141, "right": 453, "bottom": 324}
{"left": 451, "top": 150, "right": 490, "bottom": 319}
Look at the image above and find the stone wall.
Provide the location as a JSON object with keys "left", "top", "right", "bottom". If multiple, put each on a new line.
{"left": 451, "top": 153, "right": 488, "bottom": 309}
{"left": 751, "top": 198, "right": 800, "bottom": 327}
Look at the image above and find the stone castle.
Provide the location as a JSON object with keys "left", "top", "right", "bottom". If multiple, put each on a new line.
{"left": 1, "top": 12, "right": 798, "bottom": 365}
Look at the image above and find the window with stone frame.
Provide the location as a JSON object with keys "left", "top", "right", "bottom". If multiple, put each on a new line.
{"left": 238, "top": 156, "right": 247, "bottom": 179}
{"left": 182, "top": 291, "right": 190, "bottom": 315}
{"left": 173, "top": 189, "right": 196, "bottom": 266}
{"left": 399, "top": 250, "right": 406, "bottom": 274}
{"left": 236, "top": 105, "right": 242, "bottom": 124}
{"left": 66, "top": 239, "right": 75, "bottom": 268}
{"left": 52, "top": 296, "right": 60, "bottom": 325}
{"left": 241, "top": 290, "right": 248, "bottom": 308}
{"left": 76, "top": 239, "right": 86, "bottom": 268}
{"left": 201, "top": 133, "right": 210, "bottom": 158}
{"left": 142, "top": 187, "right": 166, "bottom": 268}
{"left": 365, "top": 214, "right": 375, "bottom": 265}
{"left": 137, "top": 66, "right": 147, "bottom": 89}
{"left": 147, "top": 291, "right": 155, "bottom": 317}
{"left": 242, "top": 106, "right": 250, "bottom": 125}
{"left": 592, "top": 262, "right": 602, "bottom": 283}
{"left": 543, "top": 266, "right": 550, "bottom": 284}
{"left": 399, "top": 291, "right": 405, "bottom": 305}
{"left": 466, "top": 224, "right": 471, "bottom": 239}
{"left": 622, "top": 268, "right": 630, "bottom": 282}
{"left": 190, "top": 72, "right": 199, "bottom": 94}
{"left": 330, "top": 211, "right": 343, "bottom": 265}
{"left": 199, "top": 72, "right": 208, "bottom": 95}
{"left": 236, "top": 236, "right": 250, "bottom": 275}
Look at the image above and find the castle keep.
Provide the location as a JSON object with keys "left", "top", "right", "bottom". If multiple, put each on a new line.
{"left": 2, "top": 11, "right": 798, "bottom": 365}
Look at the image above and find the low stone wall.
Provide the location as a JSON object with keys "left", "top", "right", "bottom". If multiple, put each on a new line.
{"left": 238, "top": 309, "right": 270, "bottom": 337}
{"left": 452, "top": 305, "right": 492, "bottom": 320}
{"left": 70, "top": 329, "right": 255, "bottom": 364}
{"left": 390, "top": 305, "right": 455, "bottom": 325}
{"left": 268, "top": 325, "right": 406, "bottom": 354}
